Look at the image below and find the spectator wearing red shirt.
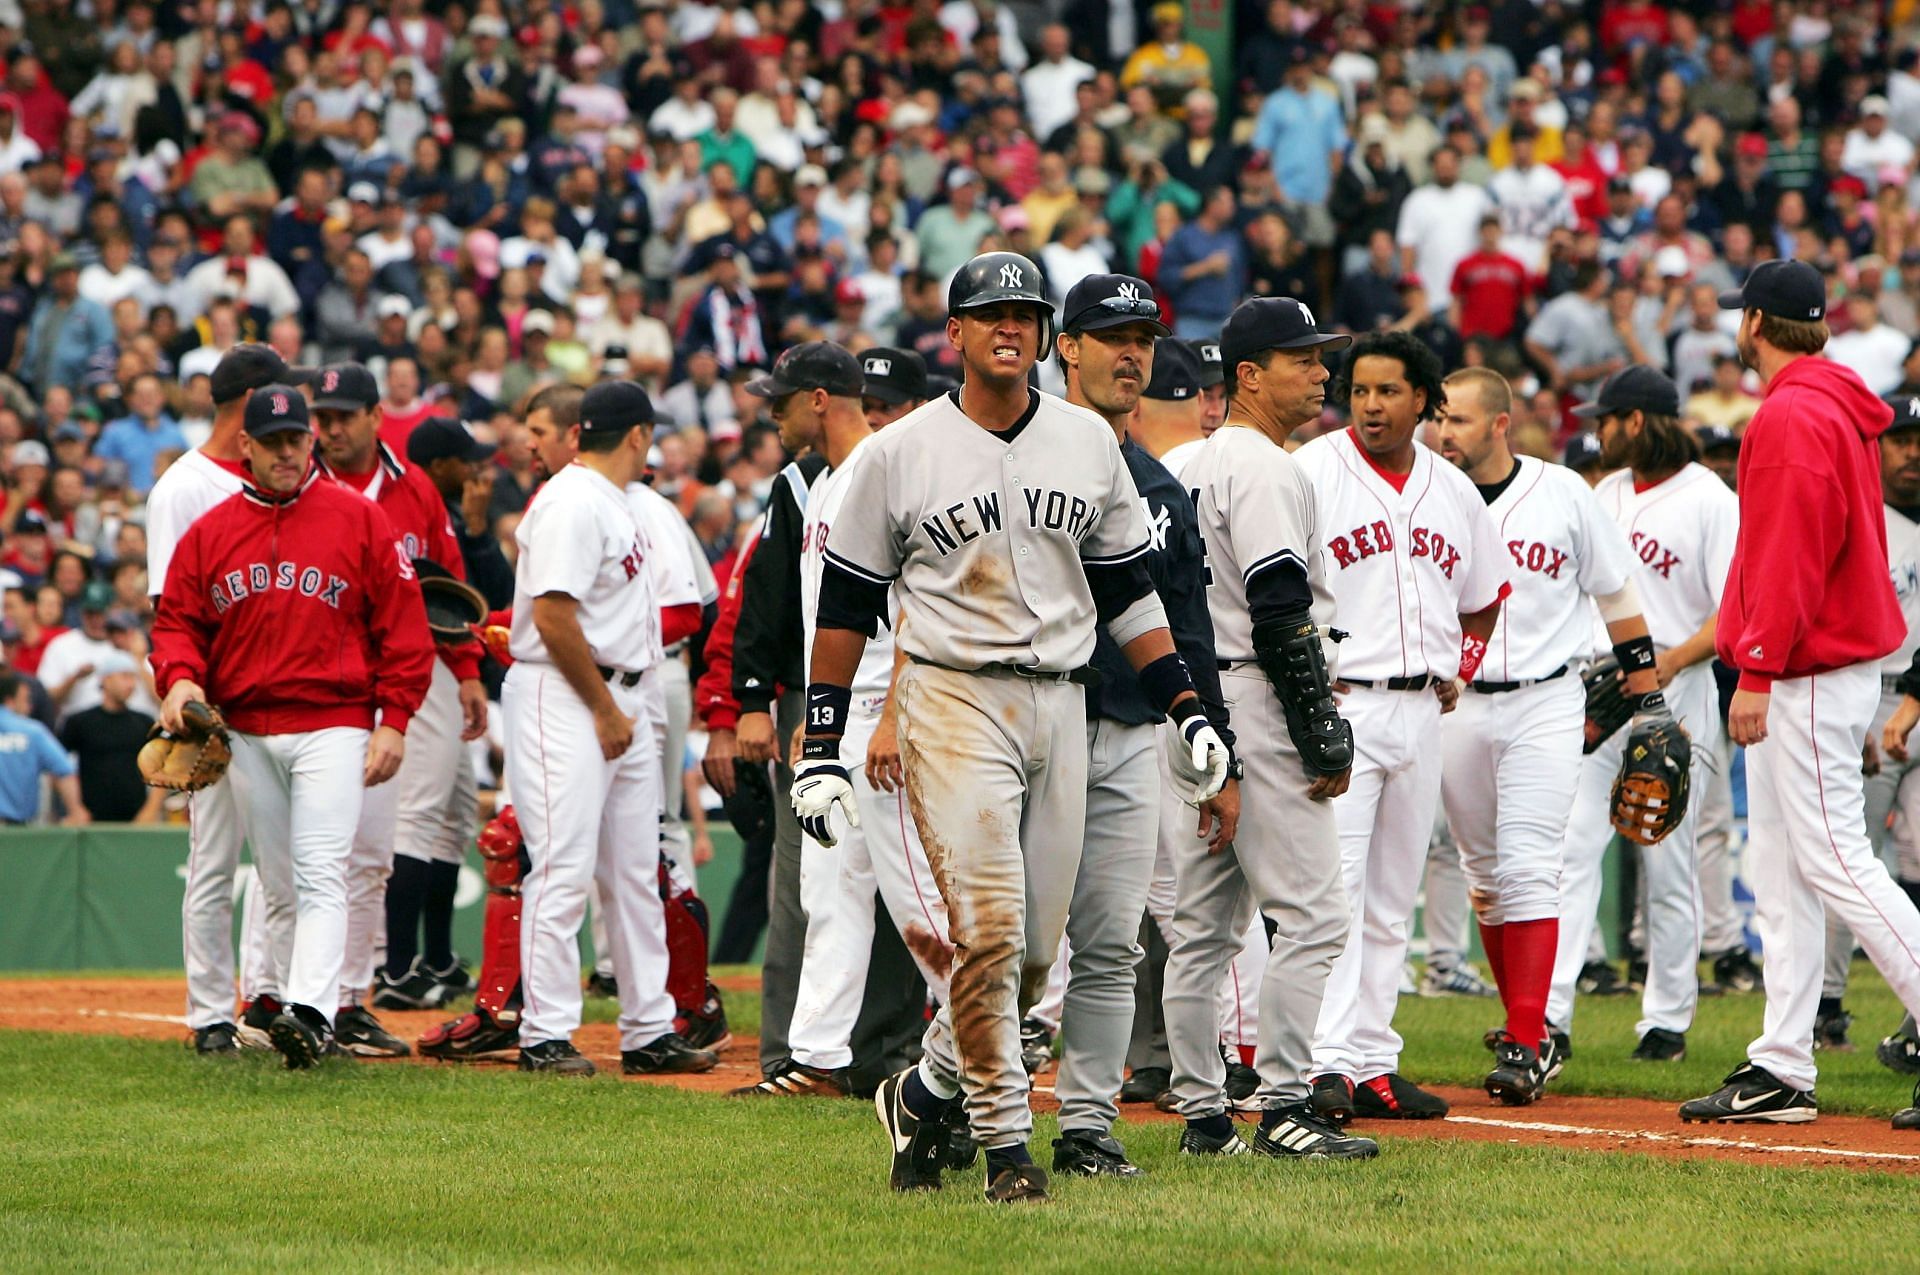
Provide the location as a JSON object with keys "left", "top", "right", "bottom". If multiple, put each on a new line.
{"left": 1450, "top": 214, "right": 1533, "bottom": 343}
{"left": 3, "top": 584, "right": 63, "bottom": 676}
{"left": 1553, "top": 122, "right": 1611, "bottom": 229}
{"left": 1599, "top": 0, "right": 1671, "bottom": 55}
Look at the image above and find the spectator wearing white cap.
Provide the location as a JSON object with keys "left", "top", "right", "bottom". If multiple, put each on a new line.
{"left": 915, "top": 169, "right": 997, "bottom": 280}
{"left": 1842, "top": 96, "right": 1916, "bottom": 192}
{"left": 768, "top": 165, "right": 847, "bottom": 256}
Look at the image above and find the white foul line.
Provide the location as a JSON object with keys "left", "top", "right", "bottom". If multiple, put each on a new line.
{"left": 1445, "top": 1113, "right": 1920, "bottom": 1163}
{"left": 0, "top": 1006, "right": 188, "bottom": 1026}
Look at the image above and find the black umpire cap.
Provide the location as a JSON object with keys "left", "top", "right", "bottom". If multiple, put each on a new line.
{"left": 1195, "top": 339, "right": 1224, "bottom": 387}
{"left": 581, "top": 380, "right": 658, "bottom": 432}
{"left": 860, "top": 347, "right": 929, "bottom": 404}
{"left": 1563, "top": 432, "right": 1604, "bottom": 471}
{"left": 1143, "top": 338, "right": 1204, "bottom": 401}
{"left": 1717, "top": 258, "right": 1827, "bottom": 322}
{"left": 1219, "top": 297, "right": 1352, "bottom": 373}
{"left": 1572, "top": 365, "right": 1680, "bottom": 419}
{"left": 212, "top": 344, "right": 314, "bottom": 405}
{"left": 311, "top": 362, "right": 380, "bottom": 411}
{"left": 1061, "top": 274, "right": 1171, "bottom": 337}
{"left": 747, "top": 341, "right": 866, "bottom": 398}
{"left": 243, "top": 385, "right": 311, "bottom": 437}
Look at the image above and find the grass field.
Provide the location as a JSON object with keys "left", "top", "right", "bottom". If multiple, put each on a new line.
{"left": 5, "top": 963, "right": 1919, "bottom": 1273}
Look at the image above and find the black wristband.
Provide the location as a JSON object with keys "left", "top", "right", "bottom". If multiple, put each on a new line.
{"left": 1140, "top": 652, "right": 1198, "bottom": 718}
{"left": 805, "top": 682, "right": 852, "bottom": 737}
{"left": 800, "top": 736, "right": 840, "bottom": 762}
{"left": 1612, "top": 634, "right": 1656, "bottom": 674}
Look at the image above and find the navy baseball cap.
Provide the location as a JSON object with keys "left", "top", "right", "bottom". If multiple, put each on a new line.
{"left": 212, "top": 344, "right": 315, "bottom": 405}
{"left": 859, "top": 347, "right": 929, "bottom": 404}
{"left": 1563, "top": 432, "right": 1604, "bottom": 470}
{"left": 1572, "top": 365, "right": 1681, "bottom": 419}
{"left": 407, "top": 418, "right": 498, "bottom": 464}
{"left": 1143, "top": 338, "right": 1203, "bottom": 401}
{"left": 1888, "top": 394, "right": 1920, "bottom": 432}
{"left": 581, "top": 380, "right": 658, "bottom": 432}
{"left": 1696, "top": 424, "right": 1740, "bottom": 453}
{"left": 1194, "top": 339, "right": 1223, "bottom": 386}
{"left": 747, "top": 342, "right": 865, "bottom": 398}
{"left": 1717, "top": 258, "right": 1827, "bottom": 321}
{"left": 1219, "top": 297, "right": 1351, "bottom": 372}
{"left": 1061, "top": 274, "right": 1171, "bottom": 337}
{"left": 311, "top": 362, "right": 379, "bottom": 411}
{"left": 243, "top": 384, "right": 312, "bottom": 437}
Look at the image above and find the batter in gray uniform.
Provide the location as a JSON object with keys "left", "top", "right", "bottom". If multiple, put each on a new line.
{"left": 1164, "top": 297, "right": 1378, "bottom": 1161}
{"left": 797, "top": 252, "right": 1228, "bottom": 1204}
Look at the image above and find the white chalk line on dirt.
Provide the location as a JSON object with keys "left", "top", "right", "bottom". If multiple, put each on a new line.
{"left": 1446, "top": 1114, "right": 1920, "bottom": 1163}
{"left": 0, "top": 1006, "right": 187, "bottom": 1026}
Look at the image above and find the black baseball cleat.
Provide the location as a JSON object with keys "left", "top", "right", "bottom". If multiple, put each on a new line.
{"left": 1878, "top": 1017, "right": 1920, "bottom": 1075}
{"left": 1224, "top": 1060, "right": 1261, "bottom": 1112}
{"left": 984, "top": 1163, "right": 1050, "bottom": 1203}
{"left": 518, "top": 1039, "right": 597, "bottom": 1076}
{"left": 1485, "top": 1039, "right": 1546, "bottom": 1106}
{"left": 422, "top": 955, "right": 474, "bottom": 1002}
{"left": 373, "top": 960, "right": 450, "bottom": 1011}
{"left": 726, "top": 1059, "right": 848, "bottom": 1097}
{"left": 621, "top": 1032, "right": 718, "bottom": 1074}
{"left": 1541, "top": 1030, "right": 1572, "bottom": 1082}
{"left": 1051, "top": 1128, "right": 1145, "bottom": 1178}
{"left": 1577, "top": 960, "right": 1630, "bottom": 996}
{"left": 1894, "top": 1078, "right": 1920, "bottom": 1130}
{"left": 1813, "top": 999, "right": 1854, "bottom": 1052}
{"left": 1119, "top": 1065, "right": 1171, "bottom": 1104}
{"left": 874, "top": 1067, "right": 948, "bottom": 1192}
{"left": 1178, "top": 1123, "right": 1251, "bottom": 1156}
{"left": 333, "top": 1005, "right": 412, "bottom": 1058}
{"left": 1627, "top": 959, "right": 1649, "bottom": 991}
{"left": 1019, "top": 1018, "right": 1054, "bottom": 1073}
{"left": 1353, "top": 1073, "right": 1449, "bottom": 1119}
{"left": 1631, "top": 1028, "right": 1687, "bottom": 1062}
{"left": 1678, "top": 1062, "right": 1817, "bottom": 1123}
{"left": 267, "top": 1005, "right": 334, "bottom": 1071}
{"left": 1711, "top": 947, "right": 1763, "bottom": 993}
{"left": 418, "top": 1009, "right": 521, "bottom": 1062}
{"left": 191, "top": 1022, "right": 239, "bottom": 1055}
{"left": 237, "top": 995, "right": 281, "bottom": 1050}
{"left": 585, "top": 971, "right": 619, "bottom": 999}
{"left": 681, "top": 982, "right": 732, "bottom": 1051}
{"left": 1309, "top": 1072, "right": 1356, "bottom": 1126}
{"left": 1253, "top": 1104, "right": 1380, "bottom": 1160}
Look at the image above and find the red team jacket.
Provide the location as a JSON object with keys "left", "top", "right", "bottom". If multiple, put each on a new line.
{"left": 324, "top": 445, "right": 483, "bottom": 682}
{"left": 1718, "top": 355, "right": 1906, "bottom": 689}
{"left": 693, "top": 514, "right": 764, "bottom": 733}
{"left": 151, "top": 467, "right": 436, "bottom": 736}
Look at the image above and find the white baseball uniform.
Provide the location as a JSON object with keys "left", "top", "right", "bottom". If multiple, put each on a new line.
{"left": 506, "top": 461, "right": 674, "bottom": 1052}
{"left": 1547, "top": 462, "right": 1738, "bottom": 1040}
{"left": 146, "top": 448, "right": 260, "bottom": 1031}
{"left": 1442, "top": 457, "right": 1637, "bottom": 927}
{"left": 1294, "top": 428, "right": 1508, "bottom": 1082}
{"left": 788, "top": 437, "right": 952, "bottom": 1072}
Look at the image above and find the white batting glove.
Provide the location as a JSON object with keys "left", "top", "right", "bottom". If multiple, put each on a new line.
{"left": 791, "top": 759, "right": 861, "bottom": 847}
{"left": 1167, "top": 716, "right": 1230, "bottom": 806}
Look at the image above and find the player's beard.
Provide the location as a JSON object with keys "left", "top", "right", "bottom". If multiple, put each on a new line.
{"left": 1735, "top": 327, "right": 1758, "bottom": 373}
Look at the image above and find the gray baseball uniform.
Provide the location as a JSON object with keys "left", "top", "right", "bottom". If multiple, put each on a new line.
{"left": 819, "top": 387, "right": 1168, "bottom": 1147}
{"left": 1163, "top": 424, "right": 1349, "bottom": 1115}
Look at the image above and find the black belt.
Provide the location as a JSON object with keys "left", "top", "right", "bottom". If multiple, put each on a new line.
{"left": 597, "top": 664, "right": 643, "bottom": 688}
{"left": 1470, "top": 665, "right": 1570, "bottom": 695}
{"left": 1343, "top": 674, "right": 1434, "bottom": 691}
{"left": 909, "top": 655, "right": 1098, "bottom": 687}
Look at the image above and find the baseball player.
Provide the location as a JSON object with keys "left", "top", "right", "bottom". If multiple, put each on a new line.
{"left": 1194, "top": 339, "right": 1226, "bottom": 436}
{"left": 802, "top": 252, "right": 1227, "bottom": 1203}
{"left": 1548, "top": 366, "right": 1735, "bottom": 1066}
{"left": 151, "top": 385, "right": 434, "bottom": 1068}
{"left": 308, "top": 362, "right": 489, "bottom": 1058}
{"left": 859, "top": 346, "right": 932, "bottom": 429}
{"left": 147, "top": 345, "right": 311, "bottom": 1055}
{"left": 727, "top": 342, "right": 954, "bottom": 1099}
{"left": 1685, "top": 261, "right": 1920, "bottom": 1126}
{"left": 1043, "top": 278, "right": 1235, "bottom": 1177}
{"left": 505, "top": 380, "right": 715, "bottom": 1078}
{"left": 1163, "top": 295, "right": 1374, "bottom": 1161}
{"left": 1434, "top": 366, "right": 1661, "bottom": 1102}
{"left": 1293, "top": 328, "right": 1507, "bottom": 1125}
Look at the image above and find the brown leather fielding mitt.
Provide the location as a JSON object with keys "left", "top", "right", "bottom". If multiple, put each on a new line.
{"left": 138, "top": 701, "right": 234, "bottom": 792}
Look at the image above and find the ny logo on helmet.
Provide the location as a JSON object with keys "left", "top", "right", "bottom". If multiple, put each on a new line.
{"left": 1115, "top": 281, "right": 1140, "bottom": 301}
{"left": 865, "top": 357, "right": 892, "bottom": 376}
{"left": 1295, "top": 301, "right": 1316, "bottom": 326}
{"left": 998, "top": 263, "right": 1024, "bottom": 289}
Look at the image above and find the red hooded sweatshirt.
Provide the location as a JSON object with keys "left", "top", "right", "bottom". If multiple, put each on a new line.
{"left": 1717, "top": 355, "right": 1905, "bottom": 689}
{"left": 152, "top": 467, "right": 436, "bottom": 736}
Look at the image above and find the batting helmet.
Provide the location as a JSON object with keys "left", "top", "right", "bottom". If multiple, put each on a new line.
{"left": 947, "top": 251, "right": 1055, "bottom": 349}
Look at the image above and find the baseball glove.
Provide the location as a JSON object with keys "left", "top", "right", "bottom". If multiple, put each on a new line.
{"left": 137, "top": 701, "right": 233, "bottom": 792}
{"left": 1582, "top": 656, "right": 1633, "bottom": 755}
{"left": 412, "top": 558, "right": 488, "bottom": 643}
{"left": 1611, "top": 706, "right": 1693, "bottom": 846}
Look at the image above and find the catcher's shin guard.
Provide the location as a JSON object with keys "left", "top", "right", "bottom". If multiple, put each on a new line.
{"left": 473, "top": 806, "right": 527, "bottom": 1018}
{"left": 660, "top": 862, "right": 712, "bottom": 1017}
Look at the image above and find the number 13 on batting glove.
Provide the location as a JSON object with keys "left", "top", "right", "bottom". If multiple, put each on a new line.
{"left": 792, "top": 755, "right": 861, "bottom": 847}
{"left": 1167, "top": 711, "right": 1230, "bottom": 806}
